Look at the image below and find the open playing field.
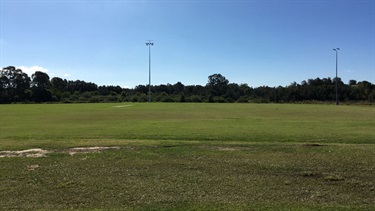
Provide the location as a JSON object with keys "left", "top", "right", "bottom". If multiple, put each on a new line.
{"left": 0, "top": 103, "right": 374, "bottom": 210}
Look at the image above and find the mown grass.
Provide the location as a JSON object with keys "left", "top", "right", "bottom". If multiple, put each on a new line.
{"left": 0, "top": 103, "right": 374, "bottom": 148}
{"left": 0, "top": 103, "right": 374, "bottom": 210}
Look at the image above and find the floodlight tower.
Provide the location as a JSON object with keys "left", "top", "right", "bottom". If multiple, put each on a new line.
{"left": 333, "top": 48, "right": 340, "bottom": 105}
{"left": 146, "top": 40, "right": 154, "bottom": 102}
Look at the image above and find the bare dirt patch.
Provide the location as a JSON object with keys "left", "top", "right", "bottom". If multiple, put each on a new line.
{"left": 27, "top": 164, "right": 40, "bottom": 171}
{"left": 65, "top": 146, "right": 120, "bottom": 155}
{"left": 201, "top": 146, "right": 243, "bottom": 151}
{"left": 0, "top": 148, "right": 49, "bottom": 158}
{"left": 112, "top": 105, "right": 133, "bottom": 108}
{"left": 216, "top": 147, "right": 239, "bottom": 151}
{"left": 0, "top": 146, "right": 120, "bottom": 158}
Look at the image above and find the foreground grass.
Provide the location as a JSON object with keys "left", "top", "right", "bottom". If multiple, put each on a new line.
{"left": 0, "top": 103, "right": 374, "bottom": 209}
{"left": 1, "top": 141, "right": 374, "bottom": 210}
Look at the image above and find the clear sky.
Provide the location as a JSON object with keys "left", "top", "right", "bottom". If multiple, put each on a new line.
{"left": 1, "top": 0, "right": 374, "bottom": 88}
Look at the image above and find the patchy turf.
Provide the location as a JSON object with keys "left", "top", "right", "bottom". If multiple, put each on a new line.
{"left": 0, "top": 142, "right": 374, "bottom": 210}
{"left": 0, "top": 103, "right": 374, "bottom": 209}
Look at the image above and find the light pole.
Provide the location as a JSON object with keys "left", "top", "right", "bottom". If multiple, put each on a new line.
{"left": 333, "top": 48, "right": 340, "bottom": 105}
{"left": 146, "top": 40, "right": 154, "bottom": 102}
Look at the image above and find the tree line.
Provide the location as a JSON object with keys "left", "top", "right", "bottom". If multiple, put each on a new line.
{"left": 1, "top": 66, "right": 374, "bottom": 104}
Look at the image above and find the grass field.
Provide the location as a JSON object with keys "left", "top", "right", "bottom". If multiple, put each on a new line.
{"left": 0, "top": 103, "right": 374, "bottom": 210}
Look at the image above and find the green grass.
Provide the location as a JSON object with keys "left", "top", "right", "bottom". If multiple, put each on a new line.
{"left": 0, "top": 103, "right": 374, "bottom": 148}
{"left": 0, "top": 103, "right": 374, "bottom": 210}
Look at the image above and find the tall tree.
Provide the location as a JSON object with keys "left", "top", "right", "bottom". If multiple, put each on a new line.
{"left": 0, "top": 66, "right": 31, "bottom": 103}
{"left": 173, "top": 82, "right": 184, "bottom": 94}
{"left": 51, "top": 77, "right": 68, "bottom": 92}
{"left": 32, "top": 71, "right": 51, "bottom": 88}
{"left": 207, "top": 73, "right": 229, "bottom": 97}
{"left": 31, "top": 71, "right": 52, "bottom": 102}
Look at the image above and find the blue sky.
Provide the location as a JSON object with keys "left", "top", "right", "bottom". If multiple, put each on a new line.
{"left": 1, "top": 0, "right": 374, "bottom": 88}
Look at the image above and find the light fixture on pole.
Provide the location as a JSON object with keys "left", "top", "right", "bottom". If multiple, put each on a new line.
{"left": 146, "top": 40, "right": 154, "bottom": 102}
{"left": 333, "top": 48, "right": 340, "bottom": 105}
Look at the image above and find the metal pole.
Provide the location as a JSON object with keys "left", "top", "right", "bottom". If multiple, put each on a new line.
{"left": 148, "top": 43, "right": 151, "bottom": 102}
{"left": 333, "top": 48, "right": 340, "bottom": 105}
{"left": 335, "top": 50, "right": 338, "bottom": 105}
{"left": 146, "top": 40, "right": 153, "bottom": 102}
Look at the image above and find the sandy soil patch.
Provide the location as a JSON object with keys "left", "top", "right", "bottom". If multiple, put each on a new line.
{"left": 112, "top": 105, "right": 133, "bottom": 108}
{"left": 66, "top": 146, "right": 120, "bottom": 155}
{"left": 27, "top": 164, "right": 40, "bottom": 171}
{"left": 0, "top": 148, "right": 49, "bottom": 158}
{"left": 200, "top": 146, "right": 242, "bottom": 151}
{"left": 0, "top": 146, "right": 120, "bottom": 158}
{"left": 215, "top": 147, "right": 239, "bottom": 151}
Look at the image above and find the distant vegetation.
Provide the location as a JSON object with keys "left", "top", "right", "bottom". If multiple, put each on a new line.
{"left": 1, "top": 66, "right": 374, "bottom": 104}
